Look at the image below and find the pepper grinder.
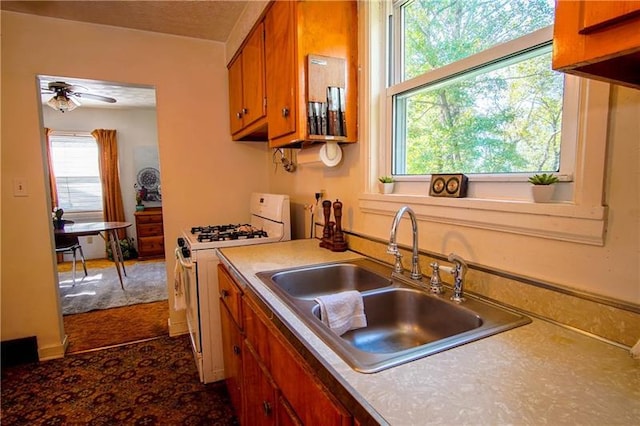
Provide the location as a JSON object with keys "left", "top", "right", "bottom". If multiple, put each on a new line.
{"left": 320, "top": 200, "right": 333, "bottom": 248}
{"left": 331, "top": 199, "right": 348, "bottom": 252}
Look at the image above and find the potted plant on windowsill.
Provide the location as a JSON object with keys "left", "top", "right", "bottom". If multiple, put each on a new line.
{"left": 528, "top": 173, "right": 559, "bottom": 202}
{"left": 378, "top": 176, "right": 395, "bottom": 194}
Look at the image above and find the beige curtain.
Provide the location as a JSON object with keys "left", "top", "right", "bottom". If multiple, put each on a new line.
{"left": 92, "top": 129, "right": 127, "bottom": 239}
{"left": 45, "top": 128, "right": 59, "bottom": 210}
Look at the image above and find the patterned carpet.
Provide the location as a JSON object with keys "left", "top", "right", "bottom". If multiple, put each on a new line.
{"left": 0, "top": 335, "right": 237, "bottom": 425}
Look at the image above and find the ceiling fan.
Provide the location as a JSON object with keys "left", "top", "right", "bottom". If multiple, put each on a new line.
{"left": 42, "top": 81, "right": 117, "bottom": 113}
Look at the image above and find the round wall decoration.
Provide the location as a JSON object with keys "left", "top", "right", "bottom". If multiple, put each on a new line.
{"left": 136, "top": 167, "right": 160, "bottom": 190}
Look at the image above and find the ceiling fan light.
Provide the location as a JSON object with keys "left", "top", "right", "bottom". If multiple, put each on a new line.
{"left": 47, "top": 94, "right": 80, "bottom": 113}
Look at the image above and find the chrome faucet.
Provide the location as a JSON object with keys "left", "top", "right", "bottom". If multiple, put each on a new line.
{"left": 387, "top": 206, "right": 422, "bottom": 280}
{"left": 446, "top": 253, "right": 468, "bottom": 302}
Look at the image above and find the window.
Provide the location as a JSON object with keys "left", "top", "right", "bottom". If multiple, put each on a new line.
{"left": 360, "top": 1, "right": 609, "bottom": 245}
{"left": 389, "top": 0, "right": 563, "bottom": 177}
{"left": 50, "top": 133, "right": 103, "bottom": 212}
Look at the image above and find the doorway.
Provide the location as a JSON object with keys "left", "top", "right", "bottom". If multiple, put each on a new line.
{"left": 40, "top": 74, "right": 169, "bottom": 352}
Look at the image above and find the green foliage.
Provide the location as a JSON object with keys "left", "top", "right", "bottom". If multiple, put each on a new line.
{"left": 378, "top": 176, "right": 394, "bottom": 183}
{"left": 106, "top": 237, "right": 138, "bottom": 261}
{"left": 396, "top": 0, "right": 561, "bottom": 176}
{"left": 528, "top": 173, "right": 559, "bottom": 185}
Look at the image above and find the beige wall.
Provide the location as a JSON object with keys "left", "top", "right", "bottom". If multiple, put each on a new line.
{"left": 1, "top": 11, "right": 269, "bottom": 358}
{"left": 271, "top": 87, "right": 640, "bottom": 305}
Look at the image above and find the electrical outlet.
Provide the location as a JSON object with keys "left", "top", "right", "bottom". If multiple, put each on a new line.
{"left": 87, "top": 236, "right": 93, "bottom": 244}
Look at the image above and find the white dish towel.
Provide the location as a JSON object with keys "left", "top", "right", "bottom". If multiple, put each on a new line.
{"left": 173, "top": 261, "right": 187, "bottom": 311}
{"left": 315, "top": 290, "right": 367, "bottom": 336}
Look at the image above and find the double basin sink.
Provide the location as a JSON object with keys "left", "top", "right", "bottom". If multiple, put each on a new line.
{"left": 257, "top": 258, "right": 531, "bottom": 373}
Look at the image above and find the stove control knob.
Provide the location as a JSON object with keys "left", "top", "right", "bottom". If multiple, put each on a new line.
{"left": 177, "top": 237, "right": 185, "bottom": 247}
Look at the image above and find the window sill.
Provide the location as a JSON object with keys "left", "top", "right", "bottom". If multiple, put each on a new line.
{"left": 359, "top": 193, "right": 606, "bottom": 246}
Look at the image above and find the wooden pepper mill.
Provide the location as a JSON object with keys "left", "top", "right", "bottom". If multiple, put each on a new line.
{"left": 319, "top": 200, "right": 333, "bottom": 248}
{"left": 331, "top": 199, "right": 348, "bottom": 252}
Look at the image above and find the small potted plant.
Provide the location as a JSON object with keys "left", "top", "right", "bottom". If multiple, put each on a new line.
{"left": 378, "top": 176, "right": 395, "bottom": 194}
{"left": 134, "top": 183, "right": 145, "bottom": 211}
{"left": 528, "top": 173, "right": 559, "bottom": 203}
{"left": 52, "top": 207, "right": 65, "bottom": 229}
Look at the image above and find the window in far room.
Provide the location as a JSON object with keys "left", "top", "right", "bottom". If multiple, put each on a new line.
{"left": 50, "top": 132, "right": 103, "bottom": 213}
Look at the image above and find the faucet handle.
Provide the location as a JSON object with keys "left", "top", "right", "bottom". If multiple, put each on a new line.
{"left": 447, "top": 253, "right": 467, "bottom": 302}
{"left": 429, "top": 262, "right": 444, "bottom": 294}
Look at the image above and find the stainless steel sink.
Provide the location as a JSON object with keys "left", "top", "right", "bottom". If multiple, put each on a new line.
{"left": 269, "top": 261, "right": 392, "bottom": 300}
{"left": 257, "top": 259, "right": 531, "bottom": 373}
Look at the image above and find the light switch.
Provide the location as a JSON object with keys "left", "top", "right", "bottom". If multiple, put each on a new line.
{"left": 13, "top": 178, "right": 28, "bottom": 197}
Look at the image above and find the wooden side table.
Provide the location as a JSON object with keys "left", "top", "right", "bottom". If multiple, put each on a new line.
{"left": 134, "top": 207, "right": 165, "bottom": 260}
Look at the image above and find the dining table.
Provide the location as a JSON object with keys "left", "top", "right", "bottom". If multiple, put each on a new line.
{"left": 54, "top": 221, "right": 132, "bottom": 289}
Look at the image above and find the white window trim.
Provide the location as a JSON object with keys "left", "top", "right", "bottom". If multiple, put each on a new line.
{"left": 358, "top": 0, "right": 610, "bottom": 246}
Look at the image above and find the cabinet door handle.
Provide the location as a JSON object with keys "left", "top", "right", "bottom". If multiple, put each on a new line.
{"left": 221, "top": 289, "right": 229, "bottom": 299}
{"left": 242, "top": 108, "right": 248, "bottom": 115}
{"left": 233, "top": 345, "right": 241, "bottom": 356}
{"left": 236, "top": 111, "right": 243, "bottom": 119}
{"left": 281, "top": 107, "right": 289, "bottom": 117}
{"left": 262, "top": 401, "right": 272, "bottom": 417}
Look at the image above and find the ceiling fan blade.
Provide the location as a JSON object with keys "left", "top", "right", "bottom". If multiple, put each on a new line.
{"left": 73, "top": 92, "right": 117, "bottom": 103}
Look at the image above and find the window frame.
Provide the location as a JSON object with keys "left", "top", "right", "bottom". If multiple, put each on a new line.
{"left": 359, "top": 0, "right": 610, "bottom": 246}
{"left": 50, "top": 131, "right": 104, "bottom": 216}
{"left": 386, "top": 0, "right": 573, "bottom": 186}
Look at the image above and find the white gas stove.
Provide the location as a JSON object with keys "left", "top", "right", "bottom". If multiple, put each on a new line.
{"left": 175, "top": 193, "right": 290, "bottom": 383}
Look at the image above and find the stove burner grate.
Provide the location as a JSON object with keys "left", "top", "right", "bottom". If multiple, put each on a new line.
{"left": 192, "top": 224, "right": 268, "bottom": 242}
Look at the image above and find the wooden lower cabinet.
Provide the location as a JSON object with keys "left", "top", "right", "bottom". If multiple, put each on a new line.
{"left": 243, "top": 341, "right": 278, "bottom": 425}
{"left": 217, "top": 264, "right": 352, "bottom": 425}
{"left": 220, "top": 303, "right": 243, "bottom": 421}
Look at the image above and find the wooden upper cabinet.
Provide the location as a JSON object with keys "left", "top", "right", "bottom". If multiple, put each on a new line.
{"left": 265, "top": 0, "right": 358, "bottom": 147}
{"left": 553, "top": 0, "right": 640, "bottom": 89}
{"left": 264, "top": 0, "right": 297, "bottom": 143}
{"left": 228, "top": 22, "right": 268, "bottom": 140}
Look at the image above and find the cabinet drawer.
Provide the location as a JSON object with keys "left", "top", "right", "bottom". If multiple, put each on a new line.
{"left": 138, "top": 236, "right": 164, "bottom": 252}
{"left": 218, "top": 264, "right": 243, "bottom": 328}
{"left": 136, "top": 213, "right": 162, "bottom": 224}
{"left": 138, "top": 223, "right": 163, "bottom": 236}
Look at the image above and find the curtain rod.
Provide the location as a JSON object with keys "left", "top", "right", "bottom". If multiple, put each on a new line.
{"left": 50, "top": 130, "right": 93, "bottom": 137}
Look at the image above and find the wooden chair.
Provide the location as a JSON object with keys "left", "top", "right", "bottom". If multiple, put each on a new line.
{"left": 55, "top": 221, "right": 87, "bottom": 285}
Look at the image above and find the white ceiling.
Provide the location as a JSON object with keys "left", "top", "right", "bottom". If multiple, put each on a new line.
{"left": 40, "top": 75, "right": 158, "bottom": 109}
{"left": 3, "top": 1, "right": 250, "bottom": 110}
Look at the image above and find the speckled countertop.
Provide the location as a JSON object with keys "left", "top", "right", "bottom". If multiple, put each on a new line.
{"left": 217, "top": 239, "right": 640, "bottom": 425}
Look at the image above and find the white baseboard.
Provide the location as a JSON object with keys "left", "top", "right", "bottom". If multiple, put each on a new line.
{"left": 168, "top": 318, "right": 188, "bottom": 337}
{"left": 38, "top": 336, "right": 68, "bottom": 361}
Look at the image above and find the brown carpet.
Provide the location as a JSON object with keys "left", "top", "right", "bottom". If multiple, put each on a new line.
{"left": 63, "top": 301, "right": 169, "bottom": 354}
{"left": 58, "top": 258, "right": 169, "bottom": 353}
{"left": 0, "top": 335, "right": 237, "bottom": 425}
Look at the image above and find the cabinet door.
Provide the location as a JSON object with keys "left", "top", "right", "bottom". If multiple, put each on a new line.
{"left": 220, "top": 304, "right": 243, "bottom": 421}
{"left": 243, "top": 341, "right": 277, "bottom": 425}
{"left": 579, "top": 1, "right": 640, "bottom": 34}
{"left": 553, "top": 0, "right": 640, "bottom": 88}
{"left": 265, "top": 0, "right": 297, "bottom": 141}
{"left": 228, "top": 55, "right": 244, "bottom": 135}
{"left": 276, "top": 394, "right": 303, "bottom": 426}
{"left": 242, "top": 22, "right": 266, "bottom": 128}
